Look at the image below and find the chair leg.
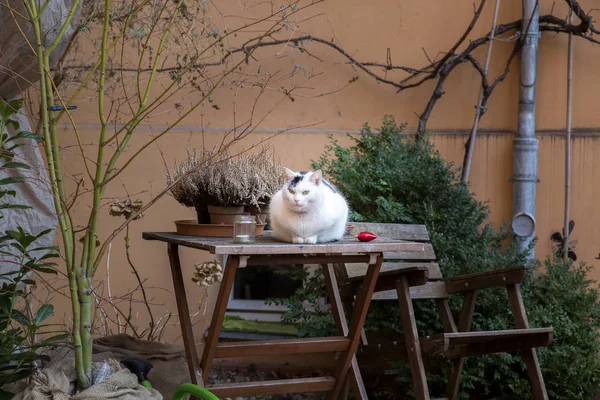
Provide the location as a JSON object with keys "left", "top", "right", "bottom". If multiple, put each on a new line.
{"left": 446, "top": 359, "right": 465, "bottom": 400}
{"left": 445, "top": 291, "right": 477, "bottom": 400}
{"left": 435, "top": 299, "right": 457, "bottom": 333}
{"left": 395, "top": 276, "right": 430, "bottom": 400}
{"left": 507, "top": 284, "right": 549, "bottom": 400}
{"left": 436, "top": 300, "right": 460, "bottom": 400}
{"left": 341, "top": 378, "right": 352, "bottom": 400}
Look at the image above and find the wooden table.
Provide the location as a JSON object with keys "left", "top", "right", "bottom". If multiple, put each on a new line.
{"left": 143, "top": 232, "right": 424, "bottom": 399}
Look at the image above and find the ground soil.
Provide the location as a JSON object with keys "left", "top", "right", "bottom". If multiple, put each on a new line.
{"left": 207, "top": 366, "right": 324, "bottom": 400}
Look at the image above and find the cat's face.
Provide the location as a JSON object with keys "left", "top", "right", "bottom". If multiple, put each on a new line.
{"left": 281, "top": 168, "right": 323, "bottom": 212}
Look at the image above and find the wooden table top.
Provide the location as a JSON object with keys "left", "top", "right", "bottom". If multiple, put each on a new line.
{"left": 142, "top": 231, "right": 425, "bottom": 255}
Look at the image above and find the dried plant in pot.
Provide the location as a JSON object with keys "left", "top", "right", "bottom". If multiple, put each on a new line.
{"left": 240, "top": 147, "right": 285, "bottom": 225}
{"left": 166, "top": 149, "right": 212, "bottom": 224}
{"left": 166, "top": 146, "right": 283, "bottom": 235}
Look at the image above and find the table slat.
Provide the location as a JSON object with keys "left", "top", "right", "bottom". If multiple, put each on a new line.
{"left": 214, "top": 336, "right": 350, "bottom": 359}
{"left": 207, "top": 377, "right": 336, "bottom": 397}
{"left": 143, "top": 232, "right": 424, "bottom": 255}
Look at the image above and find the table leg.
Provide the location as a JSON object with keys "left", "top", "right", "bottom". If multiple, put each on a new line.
{"left": 200, "top": 255, "right": 240, "bottom": 384}
{"left": 168, "top": 243, "right": 202, "bottom": 385}
{"left": 323, "top": 264, "right": 368, "bottom": 400}
{"left": 326, "top": 254, "right": 383, "bottom": 400}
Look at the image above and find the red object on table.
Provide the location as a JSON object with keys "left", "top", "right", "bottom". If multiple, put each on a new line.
{"left": 356, "top": 232, "right": 377, "bottom": 242}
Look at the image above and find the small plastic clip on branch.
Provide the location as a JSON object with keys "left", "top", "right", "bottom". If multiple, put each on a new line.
{"left": 48, "top": 105, "right": 78, "bottom": 111}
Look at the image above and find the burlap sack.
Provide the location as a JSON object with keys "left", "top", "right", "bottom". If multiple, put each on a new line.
{"left": 9, "top": 335, "right": 191, "bottom": 399}
{"left": 11, "top": 358, "right": 162, "bottom": 400}
{"left": 92, "top": 334, "right": 191, "bottom": 398}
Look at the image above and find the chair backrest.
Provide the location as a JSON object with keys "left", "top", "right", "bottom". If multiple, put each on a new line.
{"left": 344, "top": 222, "right": 448, "bottom": 301}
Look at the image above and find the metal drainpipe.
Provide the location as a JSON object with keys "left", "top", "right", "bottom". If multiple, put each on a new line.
{"left": 511, "top": 0, "right": 540, "bottom": 260}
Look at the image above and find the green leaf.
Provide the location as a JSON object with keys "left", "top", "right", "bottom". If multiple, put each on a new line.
{"left": 25, "top": 265, "right": 58, "bottom": 275}
{"left": 0, "top": 204, "right": 31, "bottom": 210}
{"left": 34, "top": 304, "right": 54, "bottom": 325}
{"left": 40, "top": 333, "right": 69, "bottom": 345}
{"left": 7, "top": 119, "right": 20, "bottom": 131}
{"left": 0, "top": 99, "right": 22, "bottom": 121}
{"left": 10, "top": 309, "right": 30, "bottom": 326}
{"left": 15, "top": 131, "right": 41, "bottom": 143}
{"left": 1, "top": 162, "right": 30, "bottom": 170}
{"left": 0, "top": 368, "right": 33, "bottom": 385}
{"left": 35, "top": 229, "right": 54, "bottom": 239}
{"left": 6, "top": 228, "right": 36, "bottom": 248}
{"left": 0, "top": 296, "right": 11, "bottom": 314}
{"left": 30, "top": 245, "right": 59, "bottom": 253}
{"left": 38, "top": 253, "right": 58, "bottom": 261}
{"left": 7, "top": 99, "right": 24, "bottom": 114}
{"left": 0, "top": 189, "right": 16, "bottom": 198}
{"left": 0, "top": 388, "right": 15, "bottom": 399}
{"left": 9, "top": 242, "right": 25, "bottom": 253}
{"left": 0, "top": 177, "right": 24, "bottom": 186}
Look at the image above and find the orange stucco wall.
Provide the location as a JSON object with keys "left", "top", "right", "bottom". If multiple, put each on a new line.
{"left": 40, "top": 0, "right": 600, "bottom": 351}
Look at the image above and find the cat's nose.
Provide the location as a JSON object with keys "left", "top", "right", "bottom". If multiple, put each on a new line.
{"left": 294, "top": 199, "right": 300, "bottom": 204}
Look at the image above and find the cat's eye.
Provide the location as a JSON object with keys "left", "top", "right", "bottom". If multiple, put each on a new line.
{"left": 288, "top": 188, "right": 295, "bottom": 194}
{"left": 302, "top": 190, "right": 309, "bottom": 195}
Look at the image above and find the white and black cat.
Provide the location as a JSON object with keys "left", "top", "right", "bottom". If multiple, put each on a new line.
{"left": 269, "top": 168, "right": 349, "bottom": 244}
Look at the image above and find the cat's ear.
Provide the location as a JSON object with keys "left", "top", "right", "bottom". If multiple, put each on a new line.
{"left": 283, "top": 167, "right": 296, "bottom": 183}
{"left": 309, "top": 170, "right": 322, "bottom": 185}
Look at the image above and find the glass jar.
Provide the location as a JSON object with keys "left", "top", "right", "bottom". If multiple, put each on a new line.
{"left": 233, "top": 215, "right": 257, "bottom": 244}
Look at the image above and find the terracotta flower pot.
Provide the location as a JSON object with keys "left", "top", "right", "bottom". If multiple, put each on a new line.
{"left": 207, "top": 205, "right": 245, "bottom": 225}
{"left": 194, "top": 204, "right": 211, "bottom": 224}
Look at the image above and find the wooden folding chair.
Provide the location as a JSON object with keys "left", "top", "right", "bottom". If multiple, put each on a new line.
{"left": 334, "top": 222, "right": 553, "bottom": 400}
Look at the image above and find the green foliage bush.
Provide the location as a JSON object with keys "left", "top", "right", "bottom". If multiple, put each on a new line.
{"left": 0, "top": 100, "right": 65, "bottom": 399}
{"left": 276, "top": 116, "right": 600, "bottom": 399}
{"left": 523, "top": 258, "right": 600, "bottom": 399}
{"left": 314, "top": 116, "right": 526, "bottom": 278}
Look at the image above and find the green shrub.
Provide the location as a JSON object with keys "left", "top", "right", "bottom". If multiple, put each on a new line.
{"left": 313, "top": 115, "right": 527, "bottom": 278}
{"left": 269, "top": 265, "right": 336, "bottom": 338}
{"left": 0, "top": 100, "right": 65, "bottom": 398}
{"left": 523, "top": 258, "right": 600, "bottom": 399}
{"left": 276, "top": 116, "right": 600, "bottom": 399}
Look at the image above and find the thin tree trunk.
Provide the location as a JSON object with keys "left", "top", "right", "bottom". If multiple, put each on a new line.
{"left": 563, "top": 8, "right": 573, "bottom": 262}
{"left": 462, "top": 0, "right": 501, "bottom": 183}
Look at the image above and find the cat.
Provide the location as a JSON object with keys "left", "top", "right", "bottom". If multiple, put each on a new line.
{"left": 269, "top": 168, "right": 349, "bottom": 244}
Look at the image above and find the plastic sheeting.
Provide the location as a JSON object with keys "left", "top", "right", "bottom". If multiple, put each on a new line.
{"left": 0, "top": 0, "right": 82, "bottom": 274}
{"left": 0, "top": 0, "right": 80, "bottom": 98}
{"left": 1, "top": 113, "right": 58, "bottom": 276}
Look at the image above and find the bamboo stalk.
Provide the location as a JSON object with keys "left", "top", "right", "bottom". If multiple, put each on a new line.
{"left": 563, "top": 7, "right": 573, "bottom": 262}
{"left": 25, "top": 0, "right": 87, "bottom": 387}
{"left": 461, "top": 0, "right": 501, "bottom": 184}
{"left": 83, "top": 0, "right": 113, "bottom": 278}
{"left": 76, "top": 0, "right": 113, "bottom": 383}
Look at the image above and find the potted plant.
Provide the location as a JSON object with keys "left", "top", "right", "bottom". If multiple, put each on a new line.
{"left": 166, "top": 146, "right": 283, "bottom": 233}
{"left": 240, "top": 146, "right": 285, "bottom": 225}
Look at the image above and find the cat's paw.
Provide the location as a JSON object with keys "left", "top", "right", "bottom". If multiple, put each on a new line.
{"left": 292, "top": 237, "right": 305, "bottom": 244}
{"left": 304, "top": 236, "right": 318, "bottom": 244}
